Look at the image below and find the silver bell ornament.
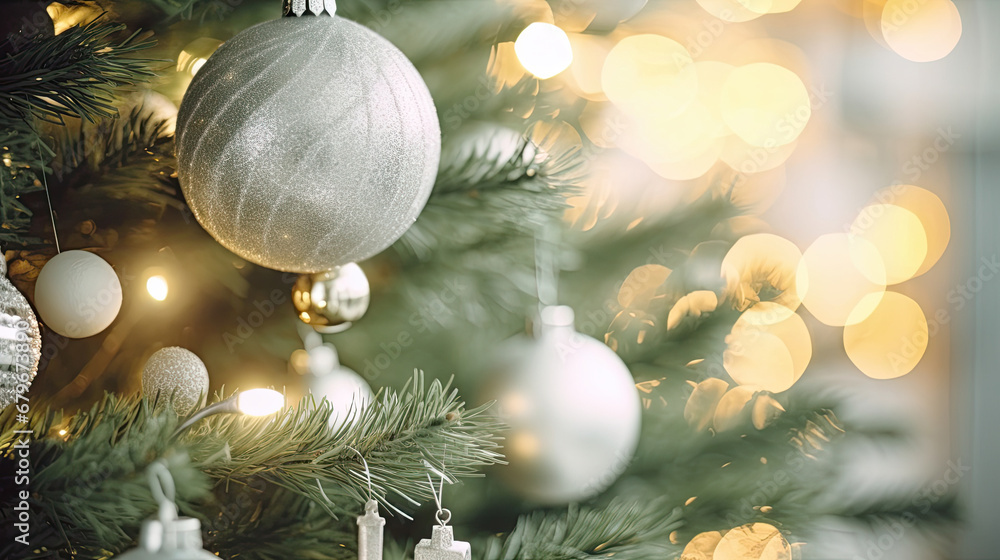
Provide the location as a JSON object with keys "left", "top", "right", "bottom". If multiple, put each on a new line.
{"left": 481, "top": 305, "right": 642, "bottom": 504}
{"left": 116, "top": 461, "right": 217, "bottom": 560}
{"left": 175, "top": 4, "right": 440, "bottom": 273}
{"left": 292, "top": 263, "right": 370, "bottom": 332}
{"left": 0, "top": 258, "right": 42, "bottom": 411}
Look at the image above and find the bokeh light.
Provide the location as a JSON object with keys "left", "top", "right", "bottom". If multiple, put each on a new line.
{"left": 767, "top": 0, "right": 803, "bottom": 14}
{"left": 714, "top": 523, "right": 790, "bottom": 560}
{"left": 881, "top": 185, "right": 951, "bottom": 276}
{"left": 844, "top": 291, "right": 928, "bottom": 379}
{"left": 566, "top": 33, "right": 613, "bottom": 100}
{"left": 796, "top": 233, "right": 887, "bottom": 326}
{"left": 696, "top": 0, "right": 772, "bottom": 22}
{"left": 713, "top": 385, "right": 756, "bottom": 432}
{"left": 602, "top": 34, "right": 697, "bottom": 119}
{"left": 619, "top": 264, "right": 672, "bottom": 308}
{"left": 682, "top": 530, "right": 725, "bottom": 559}
{"left": 685, "top": 378, "right": 729, "bottom": 432}
{"left": 721, "top": 233, "right": 803, "bottom": 313}
{"left": 177, "top": 38, "right": 224, "bottom": 76}
{"left": 515, "top": 22, "right": 574, "bottom": 79}
{"left": 668, "top": 291, "right": 719, "bottom": 330}
{"left": 881, "top": 0, "right": 962, "bottom": 62}
{"left": 851, "top": 204, "right": 928, "bottom": 285}
{"left": 724, "top": 302, "right": 811, "bottom": 393}
{"left": 720, "top": 63, "right": 811, "bottom": 148}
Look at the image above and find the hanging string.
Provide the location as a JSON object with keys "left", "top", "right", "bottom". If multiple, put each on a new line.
{"left": 534, "top": 223, "right": 559, "bottom": 313}
{"left": 31, "top": 114, "right": 60, "bottom": 254}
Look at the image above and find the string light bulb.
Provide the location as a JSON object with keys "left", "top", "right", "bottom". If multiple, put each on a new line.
{"left": 514, "top": 23, "right": 573, "bottom": 79}
{"left": 237, "top": 388, "right": 285, "bottom": 416}
{"left": 146, "top": 275, "right": 169, "bottom": 301}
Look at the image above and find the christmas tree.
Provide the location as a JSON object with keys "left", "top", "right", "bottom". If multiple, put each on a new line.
{"left": 0, "top": 0, "right": 962, "bottom": 559}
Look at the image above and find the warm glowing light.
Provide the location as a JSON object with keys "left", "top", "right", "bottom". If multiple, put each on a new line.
{"left": 844, "top": 292, "right": 928, "bottom": 379}
{"left": 722, "top": 233, "right": 803, "bottom": 313}
{"left": 58, "top": 429, "right": 67, "bottom": 436}
{"left": 877, "top": 185, "right": 951, "bottom": 277}
{"left": 851, "top": 204, "right": 928, "bottom": 285}
{"left": 47, "top": 2, "right": 102, "bottom": 34}
{"left": 514, "top": 23, "right": 573, "bottom": 79}
{"left": 713, "top": 385, "right": 755, "bottom": 432}
{"left": 724, "top": 303, "right": 812, "bottom": 393}
{"left": 683, "top": 531, "right": 725, "bottom": 560}
{"left": 685, "top": 378, "right": 729, "bottom": 432}
{"left": 720, "top": 63, "right": 811, "bottom": 148}
{"left": 767, "top": 0, "right": 803, "bottom": 13}
{"left": 146, "top": 275, "right": 169, "bottom": 301}
{"left": 667, "top": 291, "right": 719, "bottom": 330}
{"left": 881, "top": 0, "right": 962, "bottom": 62}
{"left": 602, "top": 35, "right": 697, "bottom": 119}
{"left": 619, "top": 265, "right": 672, "bottom": 308}
{"left": 714, "top": 523, "right": 790, "bottom": 560}
{"left": 720, "top": 135, "right": 797, "bottom": 175}
{"left": 566, "top": 33, "right": 613, "bottom": 100}
{"left": 237, "top": 388, "right": 284, "bottom": 416}
{"left": 693, "top": 61, "right": 735, "bottom": 138}
{"left": 696, "top": 0, "right": 772, "bottom": 22}
{"left": 796, "top": 233, "right": 887, "bottom": 326}
{"left": 177, "top": 38, "right": 224, "bottom": 76}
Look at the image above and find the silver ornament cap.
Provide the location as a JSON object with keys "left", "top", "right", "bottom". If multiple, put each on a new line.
{"left": 292, "top": 263, "right": 370, "bottom": 333}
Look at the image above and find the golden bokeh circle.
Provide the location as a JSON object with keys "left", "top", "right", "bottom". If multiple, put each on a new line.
{"left": 844, "top": 291, "right": 928, "bottom": 379}
{"left": 720, "top": 63, "right": 811, "bottom": 148}
{"left": 796, "top": 233, "right": 887, "bottom": 326}
{"left": 881, "top": 0, "right": 962, "bottom": 62}
{"left": 851, "top": 204, "right": 928, "bottom": 285}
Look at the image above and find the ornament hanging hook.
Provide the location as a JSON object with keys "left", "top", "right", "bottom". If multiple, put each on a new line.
{"left": 346, "top": 445, "right": 374, "bottom": 502}
{"left": 147, "top": 459, "right": 178, "bottom": 522}
{"left": 424, "top": 467, "right": 451, "bottom": 526}
{"left": 533, "top": 222, "right": 560, "bottom": 314}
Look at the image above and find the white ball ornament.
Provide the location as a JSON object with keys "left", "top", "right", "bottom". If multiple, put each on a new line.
{"left": 305, "top": 344, "right": 373, "bottom": 430}
{"left": 175, "top": 11, "right": 441, "bottom": 273}
{"left": 33, "top": 250, "right": 122, "bottom": 338}
{"left": 142, "top": 347, "right": 210, "bottom": 416}
{"left": 482, "top": 306, "right": 642, "bottom": 504}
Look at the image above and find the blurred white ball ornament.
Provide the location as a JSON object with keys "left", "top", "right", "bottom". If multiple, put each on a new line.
{"left": 175, "top": 11, "right": 440, "bottom": 273}
{"left": 292, "top": 263, "right": 370, "bottom": 332}
{"left": 0, "top": 259, "right": 41, "bottom": 411}
{"left": 305, "top": 343, "right": 373, "bottom": 430}
{"left": 142, "top": 347, "right": 210, "bottom": 415}
{"left": 482, "top": 305, "right": 641, "bottom": 504}
{"left": 34, "top": 250, "right": 122, "bottom": 338}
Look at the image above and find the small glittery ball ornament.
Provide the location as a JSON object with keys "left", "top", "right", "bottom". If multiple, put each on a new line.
{"left": 292, "top": 263, "right": 370, "bottom": 332}
{"left": 481, "top": 306, "right": 642, "bottom": 504}
{"left": 142, "top": 347, "right": 210, "bottom": 415}
{"left": 0, "top": 259, "right": 41, "bottom": 411}
{"left": 34, "top": 250, "right": 122, "bottom": 338}
{"left": 175, "top": 11, "right": 441, "bottom": 273}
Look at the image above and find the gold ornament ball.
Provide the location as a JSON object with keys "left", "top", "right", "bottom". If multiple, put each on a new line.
{"left": 292, "top": 263, "right": 370, "bottom": 332}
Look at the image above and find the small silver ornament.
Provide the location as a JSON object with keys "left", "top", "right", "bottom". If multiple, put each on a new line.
{"left": 0, "top": 259, "right": 41, "bottom": 411}
{"left": 292, "top": 263, "right": 370, "bottom": 332}
{"left": 357, "top": 499, "right": 385, "bottom": 560}
{"left": 414, "top": 518, "right": 471, "bottom": 560}
{"left": 142, "top": 347, "right": 210, "bottom": 415}
{"left": 175, "top": 14, "right": 440, "bottom": 273}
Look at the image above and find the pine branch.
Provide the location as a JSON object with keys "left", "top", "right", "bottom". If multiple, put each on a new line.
{"left": 479, "top": 500, "right": 684, "bottom": 560}
{"left": 186, "top": 373, "right": 504, "bottom": 520}
{"left": 0, "top": 17, "right": 158, "bottom": 126}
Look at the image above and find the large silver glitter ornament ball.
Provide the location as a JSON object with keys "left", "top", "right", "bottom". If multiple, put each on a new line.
{"left": 481, "top": 306, "right": 641, "bottom": 504}
{"left": 0, "top": 259, "right": 41, "bottom": 411}
{"left": 142, "top": 347, "right": 210, "bottom": 415}
{"left": 292, "top": 263, "right": 370, "bottom": 332}
{"left": 175, "top": 15, "right": 441, "bottom": 273}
